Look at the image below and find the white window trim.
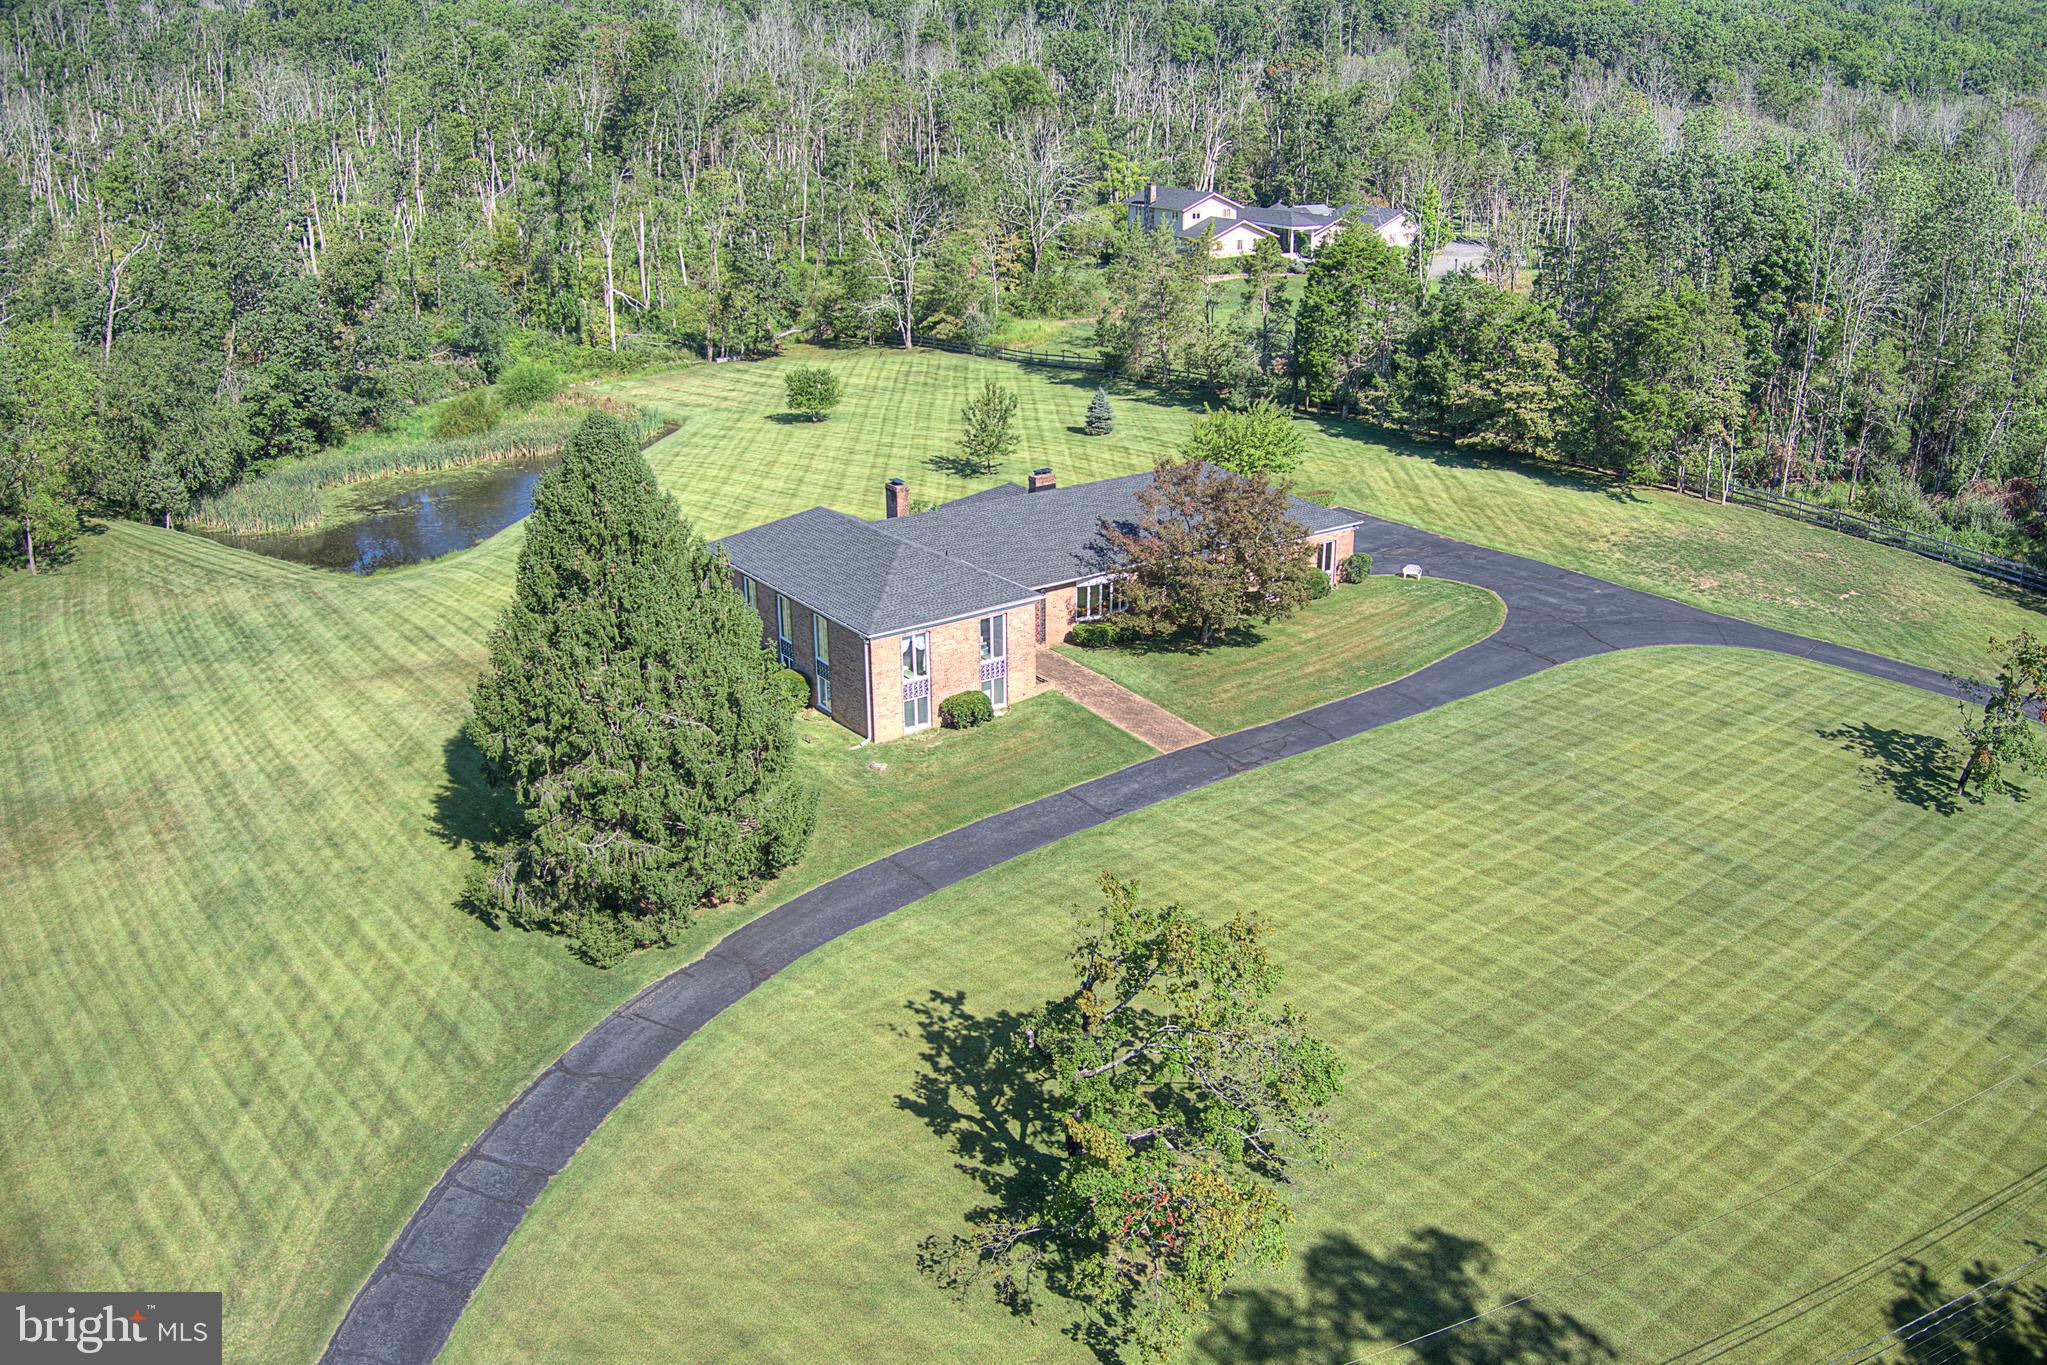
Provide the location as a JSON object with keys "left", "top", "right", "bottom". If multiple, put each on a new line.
{"left": 1076, "top": 574, "right": 1124, "bottom": 623}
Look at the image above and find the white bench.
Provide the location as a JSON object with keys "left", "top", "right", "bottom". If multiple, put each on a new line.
{"left": 1401, "top": 563, "right": 1423, "bottom": 580}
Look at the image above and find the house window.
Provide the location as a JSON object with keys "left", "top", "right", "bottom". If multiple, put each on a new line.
{"left": 1316, "top": 540, "right": 1337, "bottom": 579}
{"left": 740, "top": 575, "right": 757, "bottom": 610}
{"left": 979, "top": 613, "right": 1008, "bottom": 710}
{"left": 813, "top": 615, "right": 832, "bottom": 714}
{"left": 1076, "top": 577, "right": 1122, "bottom": 622}
{"left": 775, "top": 595, "right": 794, "bottom": 668}
{"left": 901, "top": 632, "right": 931, "bottom": 732}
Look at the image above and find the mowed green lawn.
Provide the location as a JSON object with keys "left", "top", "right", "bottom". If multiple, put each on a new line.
{"left": 1058, "top": 576, "right": 1503, "bottom": 733}
{"left": 444, "top": 649, "right": 2047, "bottom": 1364}
{"left": 614, "top": 348, "right": 2042, "bottom": 676}
{"left": 3, "top": 344, "right": 2040, "bottom": 1363}
{"left": 0, "top": 519, "right": 1142, "bottom": 1361}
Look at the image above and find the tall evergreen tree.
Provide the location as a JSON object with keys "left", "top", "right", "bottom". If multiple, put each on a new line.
{"left": 468, "top": 413, "right": 815, "bottom": 965}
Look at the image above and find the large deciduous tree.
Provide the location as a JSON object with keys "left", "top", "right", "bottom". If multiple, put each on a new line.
{"left": 858, "top": 172, "right": 952, "bottom": 349}
{"left": 921, "top": 873, "right": 1344, "bottom": 1362}
{"left": 1104, "top": 459, "right": 1316, "bottom": 645}
{"left": 1096, "top": 224, "right": 1213, "bottom": 384}
{"left": 467, "top": 413, "right": 816, "bottom": 965}
{"left": 1400, "top": 274, "right": 1576, "bottom": 460}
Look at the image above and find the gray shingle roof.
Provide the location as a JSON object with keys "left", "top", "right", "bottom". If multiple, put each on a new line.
{"left": 716, "top": 473, "right": 1363, "bottom": 639}
{"left": 1237, "top": 204, "right": 1333, "bottom": 230}
{"left": 1127, "top": 187, "right": 1241, "bottom": 213}
{"left": 1239, "top": 203, "right": 1407, "bottom": 232}
{"left": 1130, "top": 189, "right": 1407, "bottom": 235}
{"left": 883, "top": 471, "right": 1361, "bottom": 591}
{"left": 1174, "top": 218, "right": 1274, "bottom": 242}
{"left": 716, "top": 507, "right": 1035, "bottom": 639}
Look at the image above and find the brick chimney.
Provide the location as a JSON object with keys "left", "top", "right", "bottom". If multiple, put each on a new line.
{"left": 885, "top": 477, "right": 909, "bottom": 519}
{"left": 1146, "top": 182, "right": 1158, "bottom": 203}
{"left": 1027, "top": 467, "right": 1056, "bottom": 494}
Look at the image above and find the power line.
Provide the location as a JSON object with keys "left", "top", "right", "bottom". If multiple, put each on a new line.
{"left": 1341, "top": 1051, "right": 2047, "bottom": 1365}
{"left": 1658, "top": 1160, "right": 2047, "bottom": 1362}
{"left": 1821, "top": 1248, "right": 2046, "bottom": 1364}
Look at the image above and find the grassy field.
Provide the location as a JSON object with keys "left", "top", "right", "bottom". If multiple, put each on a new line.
{"left": 443, "top": 648, "right": 2047, "bottom": 1364}
{"left": 0, "top": 518, "right": 1143, "bottom": 1361}
{"left": 614, "top": 348, "right": 2040, "bottom": 677}
{"left": 1057, "top": 576, "right": 1503, "bottom": 733}
{"left": 5, "top": 344, "right": 2041, "bottom": 1362}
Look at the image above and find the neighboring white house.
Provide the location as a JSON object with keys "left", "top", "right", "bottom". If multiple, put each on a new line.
{"left": 1125, "top": 184, "right": 1415, "bottom": 260}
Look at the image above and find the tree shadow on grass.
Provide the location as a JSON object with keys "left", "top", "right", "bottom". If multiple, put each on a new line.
{"left": 926, "top": 453, "right": 1004, "bottom": 478}
{"left": 764, "top": 412, "right": 826, "bottom": 425}
{"left": 895, "top": 990, "right": 1093, "bottom": 1337}
{"left": 894, "top": 992, "right": 1608, "bottom": 1364}
{"left": 429, "top": 728, "right": 523, "bottom": 929}
{"left": 1966, "top": 570, "right": 2047, "bottom": 621}
{"left": 1818, "top": 722, "right": 1965, "bottom": 816}
{"left": 894, "top": 989, "right": 1057, "bottom": 1214}
{"left": 1878, "top": 1252, "right": 2047, "bottom": 1363}
{"left": 1093, "top": 622, "right": 1271, "bottom": 658}
{"left": 1196, "top": 1229, "right": 1616, "bottom": 1364}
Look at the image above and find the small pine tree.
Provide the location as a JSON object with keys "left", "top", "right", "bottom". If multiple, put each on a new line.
{"left": 467, "top": 413, "right": 816, "bottom": 964}
{"left": 1083, "top": 387, "right": 1114, "bottom": 436}
{"left": 957, "top": 379, "right": 1019, "bottom": 474}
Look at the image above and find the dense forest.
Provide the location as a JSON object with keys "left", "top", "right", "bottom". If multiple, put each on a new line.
{"left": 2, "top": 0, "right": 2045, "bottom": 568}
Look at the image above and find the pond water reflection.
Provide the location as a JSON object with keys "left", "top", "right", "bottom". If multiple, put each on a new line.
{"left": 196, "top": 453, "right": 556, "bottom": 574}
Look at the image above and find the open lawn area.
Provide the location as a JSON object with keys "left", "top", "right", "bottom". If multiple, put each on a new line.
{"left": 5, "top": 344, "right": 2043, "bottom": 1363}
{"left": 442, "top": 648, "right": 2047, "bottom": 1363}
{"left": 0, "top": 520, "right": 1141, "bottom": 1361}
{"left": 1057, "top": 575, "right": 1503, "bottom": 734}
{"left": 612, "top": 347, "right": 2043, "bottom": 677}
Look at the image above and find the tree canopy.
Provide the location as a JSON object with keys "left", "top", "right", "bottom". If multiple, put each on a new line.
{"left": 466, "top": 412, "right": 816, "bottom": 964}
{"left": 5, "top": 0, "right": 2047, "bottom": 566}
{"left": 922, "top": 873, "right": 1344, "bottom": 1361}
{"left": 1182, "top": 398, "right": 1307, "bottom": 478}
{"left": 1103, "top": 459, "right": 1316, "bottom": 645}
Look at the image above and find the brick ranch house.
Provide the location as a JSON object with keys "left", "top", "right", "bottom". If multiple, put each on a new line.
{"left": 1126, "top": 184, "right": 1416, "bottom": 260}
{"left": 717, "top": 468, "right": 1363, "bottom": 743}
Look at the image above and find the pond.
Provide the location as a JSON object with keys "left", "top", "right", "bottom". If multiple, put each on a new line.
{"left": 196, "top": 453, "right": 558, "bottom": 574}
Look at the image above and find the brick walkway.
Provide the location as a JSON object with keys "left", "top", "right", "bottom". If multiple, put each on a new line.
{"left": 1034, "top": 650, "right": 1213, "bottom": 753}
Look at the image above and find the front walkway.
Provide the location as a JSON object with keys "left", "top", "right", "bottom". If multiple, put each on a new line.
{"left": 1034, "top": 650, "right": 1212, "bottom": 753}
